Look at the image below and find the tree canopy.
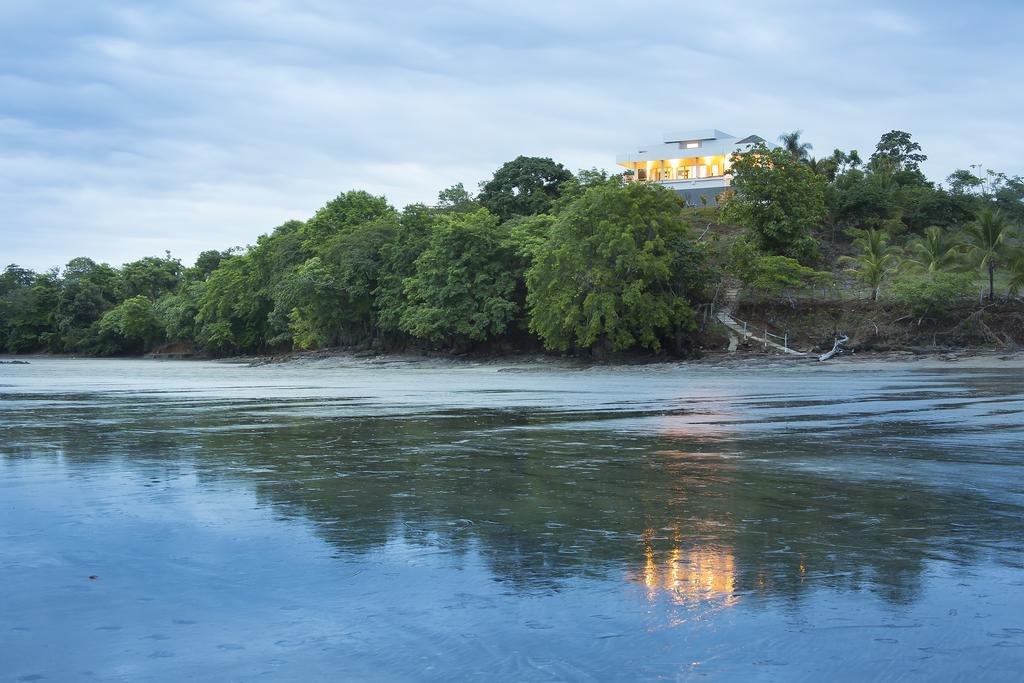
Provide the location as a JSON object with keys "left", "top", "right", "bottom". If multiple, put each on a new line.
{"left": 2, "top": 132, "right": 1021, "bottom": 359}
{"left": 526, "top": 183, "right": 706, "bottom": 354}
{"left": 722, "top": 143, "right": 826, "bottom": 263}
{"left": 478, "top": 156, "right": 574, "bottom": 221}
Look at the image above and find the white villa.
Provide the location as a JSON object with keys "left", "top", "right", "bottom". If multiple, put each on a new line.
{"left": 616, "top": 129, "right": 775, "bottom": 205}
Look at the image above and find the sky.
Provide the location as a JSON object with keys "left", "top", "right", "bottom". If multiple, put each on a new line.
{"left": 2, "top": 0, "right": 1023, "bottom": 271}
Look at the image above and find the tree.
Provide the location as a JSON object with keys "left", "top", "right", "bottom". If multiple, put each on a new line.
{"left": 946, "top": 168, "right": 984, "bottom": 195}
{"left": 825, "top": 166, "right": 894, "bottom": 235}
{"left": 888, "top": 272, "right": 976, "bottom": 316}
{"left": 186, "top": 249, "right": 235, "bottom": 282}
{"left": 374, "top": 204, "right": 436, "bottom": 336}
{"left": 962, "top": 208, "right": 1012, "bottom": 301}
{"left": 400, "top": 209, "right": 520, "bottom": 348}
{"left": 436, "top": 183, "right": 479, "bottom": 213}
{"left": 778, "top": 130, "right": 813, "bottom": 161}
{"left": 0, "top": 265, "right": 42, "bottom": 352}
{"left": 155, "top": 281, "right": 204, "bottom": 345}
{"left": 721, "top": 143, "right": 826, "bottom": 262}
{"left": 478, "top": 156, "right": 573, "bottom": 221}
{"left": 53, "top": 257, "right": 120, "bottom": 352}
{"left": 272, "top": 216, "right": 398, "bottom": 348}
{"left": 987, "top": 172, "right": 1024, "bottom": 226}
{"left": 302, "top": 191, "right": 396, "bottom": 248}
{"left": 196, "top": 253, "right": 267, "bottom": 354}
{"left": 526, "top": 183, "right": 706, "bottom": 354}
{"left": 0, "top": 265, "right": 35, "bottom": 292}
{"left": 118, "top": 254, "right": 182, "bottom": 300}
{"left": 1007, "top": 249, "right": 1024, "bottom": 298}
{"left": 729, "top": 239, "right": 830, "bottom": 294}
{"left": 904, "top": 226, "right": 962, "bottom": 273}
{"left": 869, "top": 130, "right": 927, "bottom": 184}
{"left": 97, "top": 295, "right": 164, "bottom": 354}
{"left": 840, "top": 229, "right": 901, "bottom": 301}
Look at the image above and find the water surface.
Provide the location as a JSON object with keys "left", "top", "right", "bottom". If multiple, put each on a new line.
{"left": 2, "top": 358, "right": 1023, "bottom": 681}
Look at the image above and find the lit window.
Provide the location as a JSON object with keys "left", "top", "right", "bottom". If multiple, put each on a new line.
{"left": 699, "top": 166, "right": 708, "bottom": 178}
{"left": 685, "top": 141, "right": 700, "bottom": 149}
{"left": 711, "top": 164, "right": 719, "bottom": 176}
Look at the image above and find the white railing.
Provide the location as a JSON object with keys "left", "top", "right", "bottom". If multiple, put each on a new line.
{"left": 726, "top": 312, "right": 793, "bottom": 353}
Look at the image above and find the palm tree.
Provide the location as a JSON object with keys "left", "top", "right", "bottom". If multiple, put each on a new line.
{"left": 904, "top": 226, "right": 961, "bottom": 273}
{"left": 840, "top": 229, "right": 901, "bottom": 301}
{"left": 1007, "top": 249, "right": 1024, "bottom": 298}
{"left": 778, "top": 130, "right": 813, "bottom": 161}
{"left": 962, "top": 208, "right": 1011, "bottom": 301}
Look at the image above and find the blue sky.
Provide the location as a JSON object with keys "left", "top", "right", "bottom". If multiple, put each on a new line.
{"left": 2, "top": 0, "right": 1022, "bottom": 270}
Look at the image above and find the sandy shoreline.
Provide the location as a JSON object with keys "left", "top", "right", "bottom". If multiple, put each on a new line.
{"left": 4, "top": 348, "right": 1023, "bottom": 372}
{"left": 237, "top": 347, "right": 1024, "bottom": 372}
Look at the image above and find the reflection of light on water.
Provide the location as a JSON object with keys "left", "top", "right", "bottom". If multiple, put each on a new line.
{"left": 654, "top": 404, "right": 740, "bottom": 439}
{"left": 632, "top": 537, "right": 738, "bottom": 607}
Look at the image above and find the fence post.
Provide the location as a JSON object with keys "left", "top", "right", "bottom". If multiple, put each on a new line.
{"left": 784, "top": 333, "right": 788, "bottom": 353}
{"left": 764, "top": 326, "right": 768, "bottom": 350}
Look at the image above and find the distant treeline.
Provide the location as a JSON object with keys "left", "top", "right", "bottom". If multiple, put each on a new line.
{"left": 1, "top": 131, "right": 1022, "bottom": 357}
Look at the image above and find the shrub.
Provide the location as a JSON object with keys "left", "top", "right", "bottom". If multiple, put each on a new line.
{"left": 887, "top": 272, "right": 975, "bottom": 316}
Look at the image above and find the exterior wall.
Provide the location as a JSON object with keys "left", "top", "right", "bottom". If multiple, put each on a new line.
{"left": 674, "top": 186, "right": 728, "bottom": 207}
{"left": 625, "top": 174, "right": 730, "bottom": 205}
{"left": 616, "top": 129, "right": 774, "bottom": 204}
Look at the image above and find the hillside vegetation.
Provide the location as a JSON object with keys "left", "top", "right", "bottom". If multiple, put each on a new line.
{"left": 2, "top": 131, "right": 1022, "bottom": 358}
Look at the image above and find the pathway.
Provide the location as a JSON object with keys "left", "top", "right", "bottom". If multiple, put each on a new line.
{"left": 716, "top": 285, "right": 808, "bottom": 357}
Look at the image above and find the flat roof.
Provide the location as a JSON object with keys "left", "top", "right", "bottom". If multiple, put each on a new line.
{"left": 616, "top": 130, "right": 777, "bottom": 165}
{"left": 662, "top": 129, "right": 733, "bottom": 143}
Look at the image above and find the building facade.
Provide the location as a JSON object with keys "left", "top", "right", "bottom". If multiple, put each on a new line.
{"left": 616, "top": 129, "right": 773, "bottom": 205}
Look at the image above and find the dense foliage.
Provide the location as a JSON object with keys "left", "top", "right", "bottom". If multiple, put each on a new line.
{"left": 722, "top": 144, "right": 826, "bottom": 263}
{"left": 2, "top": 132, "right": 1022, "bottom": 358}
{"left": 526, "top": 183, "right": 708, "bottom": 354}
{"left": 723, "top": 129, "right": 1023, "bottom": 304}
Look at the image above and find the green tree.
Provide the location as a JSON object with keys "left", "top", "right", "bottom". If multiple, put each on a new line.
{"left": 195, "top": 253, "right": 267, "bottom": 354}
{"left": 888, "top": 272, "right": 976, "bottom": 316}
{"left": 478, "top": 156, "right": 573, "bottom": 221}
{"left": 271, "top": 216, "right": 398, "bottom": 348}
{"left": 987, "top": 172, "right": 1024, "bottom": 225}
{"left": 904, "top": 226, "right": 961, "bottom": 273}
{"left": 118, "top": 254, "right": 182, "bottom": 300}
{"left": 436, "top": 183, "right": 479, "bottom": 213}
{"left": 0, "top": 265, "right": 40, "bottom": 352}
{"left": 53, "top": 257, "right": 120, "bottom": 352}
{"left": 302, "top": 191, "right": 396, "bottom": 248}
{"left": 400, "top": 209, "right": 519, "bottom": 348}
{"left": 729, "top": 239, "right": 830, "bottom": 294}
{"left": 374, "top": 204, "right": 437, "bottom": 336}
{"left": 526, "top": 183, "right": 705, "bottom": 354}
{"left": 840, "top": 229, "right": 901, "bottom": 301}
{"left": 722, "top": 143, "right": 826, "bottom": 262}
{"left": 1007, "top": 249, "right": 1024, "bottom": 297}
{"left": 155, "top": 280, "right": 205, "bottom": 345}
{"left": 869, "top": 130, "right": 927, "bottom": 185}
{"left": 778, "top": 130, "right": 813, "bottom": 161}
{"left": 947, "top": 168, "right": 984, "bottom": 195}
{"left": 186, "top": 249, "right": 235, "bottom": 282}
{"left": 962, "top": 208, "right": 1013, "bottom": 301}
{"left": 97, "top": 295, "right": 164, "bottom": 354}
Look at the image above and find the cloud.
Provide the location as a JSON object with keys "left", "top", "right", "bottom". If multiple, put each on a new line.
{"left": 1, "top": 0, "right": 1022, "bottom": 270}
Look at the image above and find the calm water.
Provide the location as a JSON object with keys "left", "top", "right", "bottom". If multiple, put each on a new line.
{"left": 2, "top": 358, "right": 1024, "bottom": 681}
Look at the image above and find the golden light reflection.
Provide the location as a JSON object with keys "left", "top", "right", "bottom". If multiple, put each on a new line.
{"left": 632, "top": 534, "right": 738, "bottom": 607}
